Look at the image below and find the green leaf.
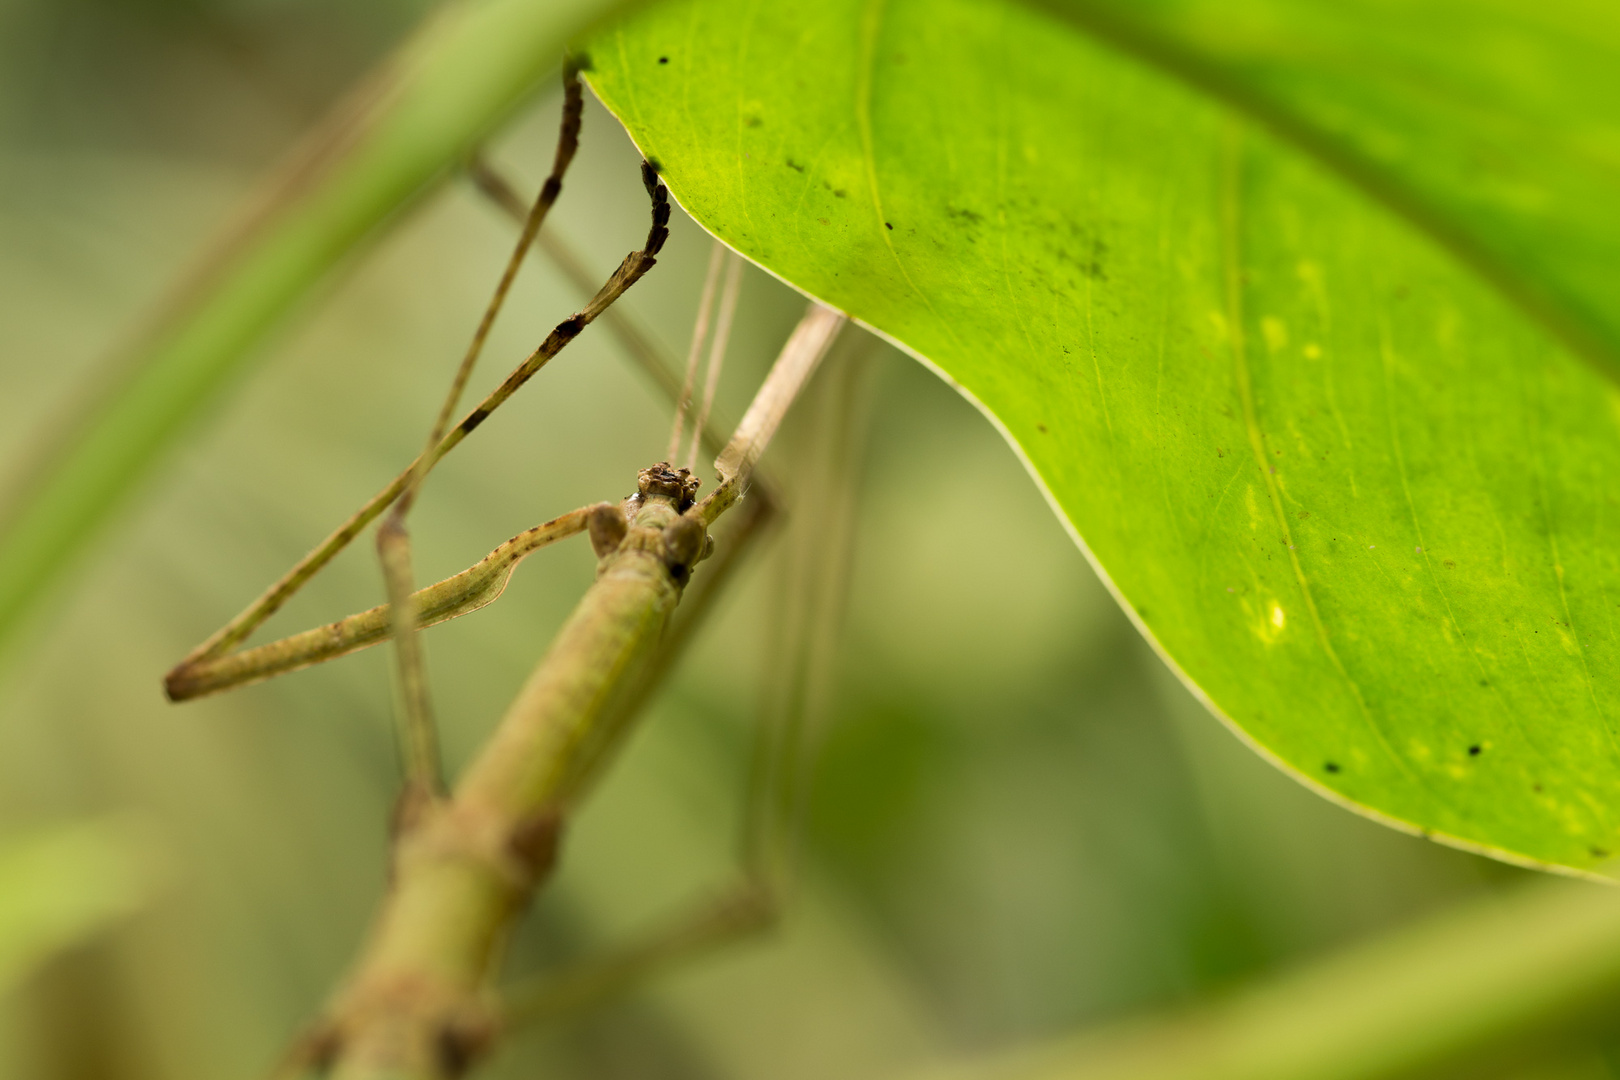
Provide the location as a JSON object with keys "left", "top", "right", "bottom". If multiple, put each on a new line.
{"left": 585, "top": 0, "right": 1620, "bottom": 873}
{"left": 1028, "top": 0, "right": 1620, "bottom": 385}
{"left": 0, "top": 0, "right": 625, "bottom": 660}
{"left": 0, "top": 819, "right": 154, "bottom": 994}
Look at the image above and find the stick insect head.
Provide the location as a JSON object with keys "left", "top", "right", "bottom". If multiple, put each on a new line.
{"left": 608, "top": 463, "right": 707, "bottom": 584}
{"left": 636, "top": 462, "right": 700, "bottom": 512}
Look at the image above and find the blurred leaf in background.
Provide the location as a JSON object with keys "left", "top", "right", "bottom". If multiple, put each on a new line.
{"left": 0, "top": 819, "right": 152, "bottom": 995}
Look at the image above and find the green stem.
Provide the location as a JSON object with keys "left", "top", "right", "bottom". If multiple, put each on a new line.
{"left": 0, "top": 0, "right": 627, "bottom": 663}
{"left": 921, "top": 877, "right": 1620, "bottom": 1080}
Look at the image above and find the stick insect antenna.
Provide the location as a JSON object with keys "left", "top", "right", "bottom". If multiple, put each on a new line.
{"left": 668, "top": 240, "right": 725, "bottom": 462}
{"left": 467, "top": 158, "right": 735, "bottom": 464}
{"left": 695, "top": 303, "right": 846, "bottom": 526}
{"left": 683, "top": 250, "right": 743, "bottom": 471}
{"left": 407, "top": 60, "right": 584, "bottom": 517}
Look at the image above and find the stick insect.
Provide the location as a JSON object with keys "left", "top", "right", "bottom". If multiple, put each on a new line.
{"left": 162, "top": 63, "right": 856, "bottom": 1080}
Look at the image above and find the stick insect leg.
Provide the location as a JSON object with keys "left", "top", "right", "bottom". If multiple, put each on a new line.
{"left": 499, "top": 335, "right": 878, "bottom": 1029}
{"left": 465, "top": 160, "right": 748, "bottom": 475}
{"left": 165, "top": 506, "right": 594, "bottom": 701}
{"left": 167, "top": 76, "right": 671, "bottom": 708}
{"left": 377, "top": 61, "right": 587, "bottom": 798}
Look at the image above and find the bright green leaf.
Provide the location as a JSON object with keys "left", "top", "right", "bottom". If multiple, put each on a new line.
{"left": 0, "top": 819, "right": 154, "bottom": 994}
{"left": 1030, "top": 0, "right": 1620, "bottom": 385}
{"left": 586, "top": 0, "right": 1620, "bottom": 873}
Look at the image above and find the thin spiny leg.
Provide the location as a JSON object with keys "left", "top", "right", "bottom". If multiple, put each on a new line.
{"left": 747, "top": 337, "right": 874, "bottom": 888}
{"left": 377, "top": 61, "right": 587, "bottom": 796}
{"left": 166, "top": 506, "right": 594, "bottom": 701}
{"left": 166, "top": 144, "right": 670, "bottom": 711}
{"left": 399, "top": 63, "right": 583, "bottom": 521}
{"left": 502, "top": 887, "right": 776, "bottom": 1025}
{"left": 466, "top": 159, "right": 742, "bottom": 470}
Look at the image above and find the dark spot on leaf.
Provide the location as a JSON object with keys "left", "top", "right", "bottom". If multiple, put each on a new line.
{"left": 833, "top": 189, "right": 847, "bottom": 198}
{"left": 1592, "top": 847, "right": 1610, "bottom": 859}
{"left": 786, "top": 159, "right": 805, "bottom": 172}
{"left": 885, "top": 222, "right": 894, "bottom": 230}
{"left": 1468, "top": 745, "right": 1481, "bottom": 756}
{"left": 1324, "top": 762, "right": 1341, "bottom": 773}
{"left": 1533, "top": 783, "right": 1543, "bottom": 792}
{"left": 1037, "top": 424, "right": 1048, "bottom": 434}
{"left": 658, "top": 56, "right": 669, "bottom": 64}
{"left": 1479, "top": 679, "right": 1489, "bottom": 688}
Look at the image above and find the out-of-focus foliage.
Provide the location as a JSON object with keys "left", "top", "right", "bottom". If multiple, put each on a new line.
{"left": 0, "top": 2, "right": 1614, "bottom": 1080}
{"left": 0, "top": 820, "right": 152, "bottom": 995}
{"left": 586, "top": 0, "right": 1620, "bottom": 874}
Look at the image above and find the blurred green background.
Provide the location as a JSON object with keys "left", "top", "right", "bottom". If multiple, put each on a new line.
{"left": 0, "top": 0, "right": 1599, "bottom": 1077}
